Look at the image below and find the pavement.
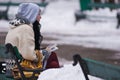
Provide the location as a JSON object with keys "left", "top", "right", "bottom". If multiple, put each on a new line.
{"left": 0, "top": 31, "right": 120, "bottom": 66}
{"left": 42, "top": 36, "right": 120, "bottom": 66}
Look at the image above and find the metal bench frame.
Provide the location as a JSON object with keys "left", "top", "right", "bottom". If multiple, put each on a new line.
{"left": 73, "top": 54, "right": 120, "bottom": 80}
{"left": 5, "top": 43, "right": 45, "bottom": 80}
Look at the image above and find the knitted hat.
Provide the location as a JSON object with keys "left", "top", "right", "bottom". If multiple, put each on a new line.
{"left": 16, "top": 3, "right": 40, "bottom": 23}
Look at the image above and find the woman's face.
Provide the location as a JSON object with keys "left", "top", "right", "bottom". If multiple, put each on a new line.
{"left": 36, "top": 11, "right": 41, "bottom": 22}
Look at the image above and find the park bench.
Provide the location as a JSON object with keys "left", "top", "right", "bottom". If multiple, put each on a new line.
{"left": 0, "top": 1, "right": 48, "bottom": 20}
{"left": 75, "top": 0, "right": 120, "bottom": 22}
{"left": 73, "top": 54, "right": 120, "bottom": 80}
{"left": 88, "top": 3, "right": 120, "bottom": 9}
{"left": 0, "top": 45, "right": 13, "bottom": 80}
{"left": 0, "top": 45, "right": 120, "bottom": 80}
{"left": 0, "top": 43, "right": 46, "bottom": 80}
{"left": 5, "top": 43, "right": 45, "bottom": 80}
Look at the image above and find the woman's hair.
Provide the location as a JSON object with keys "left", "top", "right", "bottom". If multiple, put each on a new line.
{"left": 33, "top": 20, "right": 43, "bottom": 50}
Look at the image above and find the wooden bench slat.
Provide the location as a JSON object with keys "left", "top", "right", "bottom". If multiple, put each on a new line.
{"left": 88, "top": 3, "right": 120, "bottom": 8}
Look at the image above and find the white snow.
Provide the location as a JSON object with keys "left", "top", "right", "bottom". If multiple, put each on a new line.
{"left": 40, "top": 0, "right": 120, "bottom": 52}
{"left": 0, "top": 0, "right": 120, "bottom": 80}
{"left": 38, "top": 64, "right": 103, "bottom": 80}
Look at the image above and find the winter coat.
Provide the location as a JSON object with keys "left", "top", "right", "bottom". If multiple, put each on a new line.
{"left": 5, "top": 22, "right": 39, "bottom": 61}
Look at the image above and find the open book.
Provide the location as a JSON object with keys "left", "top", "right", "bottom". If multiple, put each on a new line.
{"left": 46, "top": 44, "right": 58, "bottom": 53}
{"left": 42, "top": 44, "right": 58, "bottom": 69}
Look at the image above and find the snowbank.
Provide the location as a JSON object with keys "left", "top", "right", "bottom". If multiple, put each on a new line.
{"left": 38, "top": 64, "right": 103, "bottom": 80}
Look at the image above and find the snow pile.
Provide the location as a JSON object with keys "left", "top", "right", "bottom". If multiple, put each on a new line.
{"left": 38, "top": 64, "right": 103, "bottom": 80}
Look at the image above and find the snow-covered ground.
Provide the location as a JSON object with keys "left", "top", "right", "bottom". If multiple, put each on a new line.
{"left": 0, "top": 0, "right": 120, "bottom": 80}
{"left": 40, "top": 0, "right": 120, "bottom": 52}
{"left": 38, "top": 64, "right": 103, "bottom": 80}
{"left": 1, "top": 0, "right": 120, "bottom": 52}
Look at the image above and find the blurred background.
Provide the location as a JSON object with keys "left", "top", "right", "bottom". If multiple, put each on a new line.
{"left": 0, "top": 0, "right": 120, "bottom": 67}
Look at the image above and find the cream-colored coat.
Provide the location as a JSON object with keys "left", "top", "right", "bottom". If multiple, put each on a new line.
{"left": 5, "top": 24, "right": 37, "bottom": 61}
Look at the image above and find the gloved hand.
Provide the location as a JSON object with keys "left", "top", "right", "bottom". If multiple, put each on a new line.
{"left": 41, "top": 44, "right": 58, "bottom": 61}
{"left": 42, "top": 50, "right": 50, "bottom": 60}
{"left": 45, "top": 44, "right": 58, "bottom": 53}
